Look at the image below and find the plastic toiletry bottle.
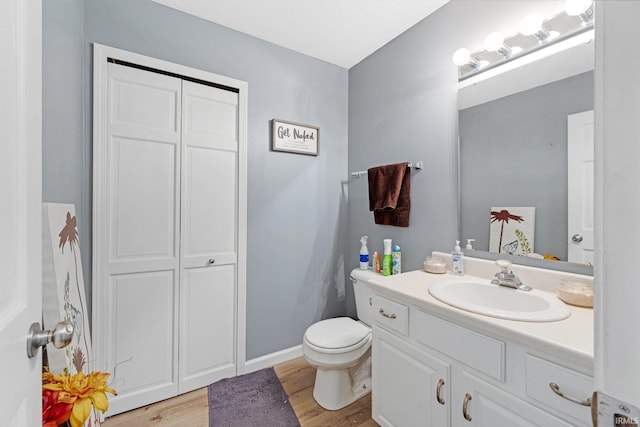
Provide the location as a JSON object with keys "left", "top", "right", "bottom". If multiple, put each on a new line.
{"left": 392, "top": 245, "right": 401, "bottom": 275}
{"left": 452, "top": 240, "right": 464, "bottom": 275}
{"left": 373, "top": 251, "right": 381, "bottom": 273}
{"left": 359, "top": 236, "right": 369, "bottom": 270}
{"left": 466, "top": 239, "right": 476, "bottom": 251}
{"left": 382, "top": 239, "right": 392, "bottom": 276}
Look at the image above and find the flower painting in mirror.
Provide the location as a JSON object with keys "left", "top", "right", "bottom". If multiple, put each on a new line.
{"left": 490, "top": 207, "right": 536, "bottom": 257}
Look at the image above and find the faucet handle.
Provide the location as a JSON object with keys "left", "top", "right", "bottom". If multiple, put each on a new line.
{"left": 495, "top": 259, "right": 512, "bottom": 273}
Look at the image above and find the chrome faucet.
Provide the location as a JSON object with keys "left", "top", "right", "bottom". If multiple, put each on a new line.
{"left": 491, "top": 259, "right": 532, "bottom": 291}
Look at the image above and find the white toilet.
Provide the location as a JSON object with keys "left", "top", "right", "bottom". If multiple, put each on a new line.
{"left": 302, "top": 268, "right": 377, "bottom": 410}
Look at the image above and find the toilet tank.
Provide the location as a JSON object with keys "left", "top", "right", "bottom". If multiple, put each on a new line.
{"left": 350, "top": 268, "right": 378, "bottom": 326}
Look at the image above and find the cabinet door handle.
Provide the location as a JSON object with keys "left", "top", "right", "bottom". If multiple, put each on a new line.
{"left": 208, "top": 258, "right": 216, "bottom": 265}
{"left": 436, "top": 378, "right": 445, "bottom": 405}
{"left": 378, "top": 308, "right": 396, "bottom": 319}
{"left": 549, "top": 382, "right": 592, "bottom": 407}
{"left": 462, "top": 393, "right": 472, "bottom": 421}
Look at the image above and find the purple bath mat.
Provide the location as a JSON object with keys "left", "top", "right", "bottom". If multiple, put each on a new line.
{"left": 208, "top": 367, "right": 300, "bottom": 427}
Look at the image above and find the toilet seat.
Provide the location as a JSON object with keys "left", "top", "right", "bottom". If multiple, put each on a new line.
{"left": 304, "top": 317, "right": 371, "bottom": 353}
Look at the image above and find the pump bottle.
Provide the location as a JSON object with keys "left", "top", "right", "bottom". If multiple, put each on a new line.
{"left": 452, "top": 240, "right": 464, "bottom": 275}
{"left": 382, "top": 239, "right": 392, "bottom": 276}
{"left": 359, "top": 236, "right": 369, "bottom": 270}
{"left": 466, "top": 239, "right": 476, "bottom": 251}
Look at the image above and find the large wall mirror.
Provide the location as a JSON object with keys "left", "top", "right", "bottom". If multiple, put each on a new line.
{"left": 458, "top": 34, "right": 594, "bottom": 275}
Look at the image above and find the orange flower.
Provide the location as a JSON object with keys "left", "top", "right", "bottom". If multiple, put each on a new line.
{"left": 42, "top": 389, "right": 73, "bottom": 427}
{"left": 43, "top": 369, "right": 117, "bottom": 427}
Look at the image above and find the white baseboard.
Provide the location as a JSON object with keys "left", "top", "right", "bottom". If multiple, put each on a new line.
{"left": 242, "top": 345, "right": 303, "bottom": 374}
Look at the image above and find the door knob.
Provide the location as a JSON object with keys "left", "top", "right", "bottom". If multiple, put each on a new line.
{"left": 572, "top": 234, "right": 584, "bottom": 243}
{"left": 27, "top": 320, "right": 74, "bottom": 358}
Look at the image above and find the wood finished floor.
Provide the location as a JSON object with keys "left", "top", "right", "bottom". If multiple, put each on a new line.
{"left": 103, "top": 357, "right": 377, "bottom": 427}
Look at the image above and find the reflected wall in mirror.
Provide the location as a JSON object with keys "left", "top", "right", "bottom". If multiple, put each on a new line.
{"left": 458, "top": 38, "right": 594, "bottom": 274}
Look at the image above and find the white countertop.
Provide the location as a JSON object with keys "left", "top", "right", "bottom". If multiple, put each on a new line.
{"left": 367, "top": 269, "right": 594, "bottom": 371}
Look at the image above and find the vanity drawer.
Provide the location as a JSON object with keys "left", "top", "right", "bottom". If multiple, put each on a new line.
{"left": 371, "top": 295, "right": 409, "bottom": 336}
{"left": 525, "top": 354, "right": 593, "bottom": 425}
{"left": 411, "top": 310, "right": 505, "bottom": 381}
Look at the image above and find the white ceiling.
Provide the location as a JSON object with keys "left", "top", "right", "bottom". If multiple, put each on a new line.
{"left": 151, "top": 0, "right": 450, "bottom": 69}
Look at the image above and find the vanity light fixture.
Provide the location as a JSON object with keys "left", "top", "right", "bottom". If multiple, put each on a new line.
{"left": 519, "top": 13, "right": 558, "bottom": 43}
{"left": 452, "top": 48, "right": 484, "bottom": 69}
{"left": 565, "top": 0, "right": 594, "bottom": 26}
{"left": 453, "top": 3, "right": 594, "bottom": 82}
{"left": 483, "top": 32, "right": 522, "bottom": 59}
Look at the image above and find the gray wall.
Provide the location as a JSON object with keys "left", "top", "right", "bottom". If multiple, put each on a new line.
{"left": 43, "top": 1, "right": 87, "bottom": 286}
{"left": 43, "top": 0, "right": 349, "bottom": 360}
{"left": 347, "top": 2, "right": 463, "bottom": 297}
{"left": 459, "top": 71, "right": 593, "bottom": 261}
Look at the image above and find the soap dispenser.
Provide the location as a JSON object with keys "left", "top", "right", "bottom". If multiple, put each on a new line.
{"left": 466, "top": 239, "right": 476, "bottom": 251}
{"left": 452, "top": 240, "right": 464, "bottom": 275}
{"left": 359, "top": 236, "right": 369, "bottom": 270}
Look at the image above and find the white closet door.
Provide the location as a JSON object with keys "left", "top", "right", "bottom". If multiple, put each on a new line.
{"left": 179, "top": 81, "right": 238, "bottom": 392}
{"left": 102, "top": 63, "right": 182, "bottom": 414}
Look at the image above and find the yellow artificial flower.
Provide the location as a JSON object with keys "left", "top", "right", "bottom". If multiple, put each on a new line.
{"left": 43, "top": 369, "right": 117, "bottom": 427}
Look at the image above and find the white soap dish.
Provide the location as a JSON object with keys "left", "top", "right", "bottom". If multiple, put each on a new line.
{"left": 557, "top": 280, "right": 593, "bottom": 308}
{"left": 424, "top": 257, "right": 447, "bottom": 274}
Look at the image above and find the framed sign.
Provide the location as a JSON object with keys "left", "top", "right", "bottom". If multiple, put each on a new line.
{"left": 272, "top": 119, "right": 319, "bottom": 156}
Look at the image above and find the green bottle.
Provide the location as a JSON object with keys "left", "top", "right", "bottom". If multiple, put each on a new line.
{"left": 382, "top": 239, "right": 392, "bottom": 276}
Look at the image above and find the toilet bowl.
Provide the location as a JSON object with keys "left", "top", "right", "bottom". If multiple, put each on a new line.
{"left": 302, "top": 269, "right": 377, "bottom": 410}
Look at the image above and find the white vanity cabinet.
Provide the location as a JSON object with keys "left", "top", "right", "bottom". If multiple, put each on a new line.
{"left": 452, "top": 370, "right": 575, "bottom": 427}
{"left": 372, "top": 326, "right": 449, "bottom": 427}
{"left": 370, "top": 293, "right": 594, "bottom": 427}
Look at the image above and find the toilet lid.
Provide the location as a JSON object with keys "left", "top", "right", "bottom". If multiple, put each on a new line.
{"left": 305, "top": 317, "right": 370, "bottom": 349}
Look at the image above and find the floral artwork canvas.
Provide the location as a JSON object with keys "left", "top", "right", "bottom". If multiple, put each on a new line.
{"left": 42, "top": 203, "right": 99, "bottom": 426}
{"left": 489, "top": 207, "right": 536, "bottom": 256}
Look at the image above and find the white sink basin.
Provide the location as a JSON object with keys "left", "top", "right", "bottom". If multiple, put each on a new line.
{"left": 428, "top": 279, "right": 571, "bottom": 322}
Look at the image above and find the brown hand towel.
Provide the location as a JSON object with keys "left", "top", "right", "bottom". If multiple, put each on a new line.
{"left": 368, "top": 162, "right": 411, "bottom": 227}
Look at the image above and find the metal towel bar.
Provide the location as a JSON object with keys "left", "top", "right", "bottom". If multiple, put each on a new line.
{"left": 350, "top": 161, "right": 423, "bottom": 178}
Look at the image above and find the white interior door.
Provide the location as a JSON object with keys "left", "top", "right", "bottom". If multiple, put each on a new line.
{"left": 0, "top": 0, "right": 42, "bottom": 425}
{"left": 179, "top": 81, "right": 239, "bottom": 392}
{"left": 567, "top": 110, "right": 594, "bottom": 264}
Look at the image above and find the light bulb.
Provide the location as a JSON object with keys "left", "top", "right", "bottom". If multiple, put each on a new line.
{"left": 452, "top": 48, "right": 471, "bottom": 66}
{"left": 565, "top": 0, "right": 592, "bottom": 16}
{"left": 519, "top": 13, "right": 544, "bottom": 36}
{"left": 483, "top": 32, "right": 505, "bottom": 52}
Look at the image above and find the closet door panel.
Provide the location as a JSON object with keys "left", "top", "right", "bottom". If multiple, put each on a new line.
{"left": 107, "top": 271, "right": 178, "bottom": 413}
{"left": 179, "top": 80, "right": 238, "bottom": 393}
{"left": 109, "top": 63, "right": 181, "bottom": 142}
{"left": 97, "top": 62, "right": 182, "bottom": 415}
{"left": 182, "top": 147, "right": 237, "bottom": 264}
{"left": 109, "top": 136, "right": 178, "bottom": 267}
{"left": 179, "top": 264, "right": 236, "bottom": 392}
{"left": 182, "top": 81, "right": 238, "bottom": 150}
